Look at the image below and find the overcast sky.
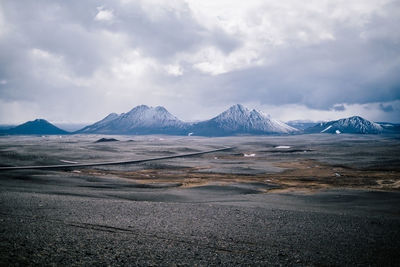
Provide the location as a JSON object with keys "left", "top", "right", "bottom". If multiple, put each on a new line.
{"left": 0, "top": 0, "right": 399, "bottom": 124}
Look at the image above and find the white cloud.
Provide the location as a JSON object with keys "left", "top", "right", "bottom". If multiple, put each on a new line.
{"left": 165, "top": 64, "right": 183, "bottom": 76}
{"left": 110, "top": 50, "right": 157, "bottom": 80}
{"left": 186, "top": 0, "right": 393, "bottom": 73}
{"left": 187, "top": 45, "right": 262, "bottom": 75}
{"left": 95, "top": 6, "right": 114, "bottom": 21}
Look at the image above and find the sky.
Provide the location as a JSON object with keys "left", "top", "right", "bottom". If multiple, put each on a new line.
{"left": 0, "top": 0, "right": 399, "bottom": 124}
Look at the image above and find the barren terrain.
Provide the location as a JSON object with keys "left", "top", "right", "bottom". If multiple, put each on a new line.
{"left": 1, "top": 134, "right": 399, "bottom": 266}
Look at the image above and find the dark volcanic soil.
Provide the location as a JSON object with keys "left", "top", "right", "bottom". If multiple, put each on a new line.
{"left": 0, "top": 134, "right": 400, "bottom": 266}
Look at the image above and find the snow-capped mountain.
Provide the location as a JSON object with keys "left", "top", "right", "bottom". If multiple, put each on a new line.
{"left": 190, "top": 104, "right": 299, "bottom": 136}
{"left": 304, "top": 116, "right": 384, "bottom": 134}
{"left": 1, "top": 119, "right": 69, "bottom": 135}
{"left": 77, "top": 105, "right": 188, "bottom": 135}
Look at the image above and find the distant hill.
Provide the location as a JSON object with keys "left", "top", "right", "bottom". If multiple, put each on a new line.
{"left": 76, "top": 105, "right": 188, "bottom": 135}
{"left": 1, "top": 119, "right": 69, "bottom": 135}
{"left": 190, "top": 104, "right": 299, "bottom": 136}
{"left": 0, "top": 124, "right": 16, "bottom": 131}
{"left": 376, "top": 122, "right": 400, "bottom": 133}
{"left": 286, "top": 120, "right": 320, "bottom": 130}
{"left": 304, "top": 116, "right": 384, "bottom": 134}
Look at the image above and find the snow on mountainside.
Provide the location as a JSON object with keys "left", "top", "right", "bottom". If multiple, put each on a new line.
{"left": 305, "top": 116, "right": 384, "bottom": 134}
{"left": 77, "top": 105, "right": 188, "bottom": 134}
{"left": 117, "top": 105, "right": 184, "bottom": 128}
{"left": 75, "top": 105, "right": 395, "bottom": 136}
{"left": 80, "top": 113, "right": 119, "bottom": 132}
{"left": 4, "top": 107, "right": 397, "bottom": 136}
{"left": 191, "top": 104, "right": 299, "bottom": 136}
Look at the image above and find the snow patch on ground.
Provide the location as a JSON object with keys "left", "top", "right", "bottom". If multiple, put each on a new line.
{"left": 243, "top": 153, "right": 256, "bottom": 157}
{"left": 321, "top": 125, "right": 332, "bottom": 133}
{"left": 60, "top": 160, "right": 78, "bottom": 164}
{"left": 275, "top": 146, "right": 291, "bottom": 149}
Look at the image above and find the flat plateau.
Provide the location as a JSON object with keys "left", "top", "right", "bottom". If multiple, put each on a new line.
{"left": 1, "top": 134, "right": 399, "bottom": 266}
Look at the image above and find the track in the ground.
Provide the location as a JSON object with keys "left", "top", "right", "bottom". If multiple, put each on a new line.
{"left": 0, "top": 146, "right": 233, "bottom": 170}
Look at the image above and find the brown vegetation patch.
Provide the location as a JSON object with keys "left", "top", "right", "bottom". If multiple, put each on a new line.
{"left": 77, "top": 159, "right": 400, "bottom": 192}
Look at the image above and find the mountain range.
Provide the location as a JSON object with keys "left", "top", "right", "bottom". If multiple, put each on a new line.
{"left": 1, "top": 105, "right": 399, "bottom": 136}
{"left": 76, "top": 104, "right": 298, "bottom": 136}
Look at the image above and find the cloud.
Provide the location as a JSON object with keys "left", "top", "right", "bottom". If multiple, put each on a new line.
{"left": 332, "top": 104, "right": 346, "bottom": 111}
{"left": 95, "top": 7, "right": 114, "bottom": 22}
{"left": 379, "top": 103, "right": 394, "bottom": 112}
{"left": 0, "top": 0, "right": 399, "bottom": 124}
{"left": 165, "top": 64, "right": 183, "bottom": 76}
{"left": 253, "top": 100, "right": 400, "bottom": 123}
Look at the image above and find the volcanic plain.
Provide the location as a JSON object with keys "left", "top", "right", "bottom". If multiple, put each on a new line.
{"left": 1, "top": 134, "right": 399, "bottom": 266}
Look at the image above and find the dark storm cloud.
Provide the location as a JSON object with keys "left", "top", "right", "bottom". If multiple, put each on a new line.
{"left": 1, "top": 1, "right": 113, "bottom": 76}
{"left": 332, "top": 105, "right": 346, "bottom": 112}
{"left": 109, "top": 2, "right": 240, "bottom": 60}
{"left": 193, "top": 21, "right": 400, "bottom": 111}
{"left": 379, "top": 104, "right": 394, "bottom": 112}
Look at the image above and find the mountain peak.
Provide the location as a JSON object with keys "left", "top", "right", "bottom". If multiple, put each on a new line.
{"left": 77, "top": 105, "right": 187, "bottom": 135}
{"left": 348, "top": 116, "right": 363, "bottom": 120}
{"left": 192, "top": 104, "right": 298, "bottom": 136}
{"left": 4, "top": 119, "right": 68, "bottom": 135}
{"left": 228, "top": 104, "right": 248, "bottom": 113}
{"left": 305, "top": 116, "right": 383, "bottom": 134}
{"left": 128, "top": 105, "right": 150, "bottom": 113}
{"left": 27, "top": 119, "right": 52, "bottom": 125}
{"left": 33, "top": 118, "right": 47, "bottom": 123}
{"left": 342, "top": 116, "right": 365, "bottom": 123}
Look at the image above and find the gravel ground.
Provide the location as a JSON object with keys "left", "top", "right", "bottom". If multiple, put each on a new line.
{"left": 1, "top": 134, "right": 399, "bottom": 266}
{"left": 0, "top": 171, "right": 399, "bottom": 266}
